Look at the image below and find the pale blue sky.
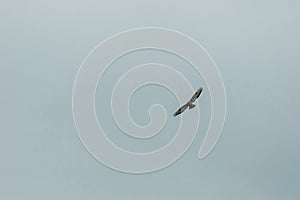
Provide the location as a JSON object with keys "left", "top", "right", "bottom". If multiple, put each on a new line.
{"left": 1, "top": 0, "right": 300, "bottom": 199}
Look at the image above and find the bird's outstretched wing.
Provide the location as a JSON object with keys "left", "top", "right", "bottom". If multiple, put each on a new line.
{"left": 189, "top": 87, "right": 203, "bottom": 103}
{"left": 173, "top": 103, "right": 189, "bottom": 116}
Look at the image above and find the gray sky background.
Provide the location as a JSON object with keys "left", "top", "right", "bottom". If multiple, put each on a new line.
{"left": 1, "top": 0, "right": 300, "bottom": 199}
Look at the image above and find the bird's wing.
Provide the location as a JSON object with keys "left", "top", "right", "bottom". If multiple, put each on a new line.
{"left": 173, "top": 103, "right": 189, "bottom": 116}
{"left": 190, "top": 87, "right": 203, "bottom": 103}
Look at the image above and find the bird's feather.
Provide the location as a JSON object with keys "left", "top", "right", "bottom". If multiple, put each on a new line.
{"left": 190, "top": 87, "right": 203, "bottom": 103}
{"left": 173, "top": 103, "right": 189, "bottom": 116}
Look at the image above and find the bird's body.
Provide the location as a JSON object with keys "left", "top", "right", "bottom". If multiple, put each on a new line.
{"left": 173, "top": 87, "right": 203, "bottom": 116}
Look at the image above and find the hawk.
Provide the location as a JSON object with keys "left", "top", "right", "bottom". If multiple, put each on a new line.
{"left": 173, "top": 87, "right": 203, "bottom": 117}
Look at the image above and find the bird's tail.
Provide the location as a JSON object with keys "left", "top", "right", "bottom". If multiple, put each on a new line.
{"left": 188, "top": 103, "right": 196, "bottom": 109}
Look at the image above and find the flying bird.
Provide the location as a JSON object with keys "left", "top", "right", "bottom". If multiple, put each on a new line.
{"left": 173, "top": 87, "right": 203, "bottom": 117}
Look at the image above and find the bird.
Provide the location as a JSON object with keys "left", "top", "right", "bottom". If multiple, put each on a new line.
{"left": 173, "top": 87, "right": 203, "bottom": 116}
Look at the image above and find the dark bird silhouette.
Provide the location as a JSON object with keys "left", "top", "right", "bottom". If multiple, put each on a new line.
{"left": 173, "top": 87, "right": 203, "bottom": 116}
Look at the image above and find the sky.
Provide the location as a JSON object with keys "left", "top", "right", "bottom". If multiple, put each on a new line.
{"left": 1, "top": 0, "right": 300, "bottom": 199}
